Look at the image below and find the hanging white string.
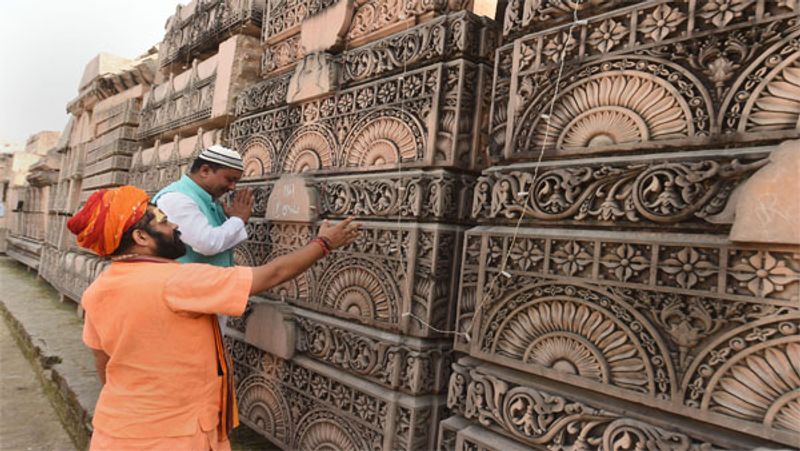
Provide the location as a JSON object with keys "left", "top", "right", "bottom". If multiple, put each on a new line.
{"left": 394, "top": 9, "right": 412, "bottom": 311}
{"left": 475, "top": 1, "right": 584, "bottom": 329}
{"left": 404, "top": 2, "right": 585, "bottom": 342}
{"left": 402, "top": 312, "right": 471, "bottom": 338}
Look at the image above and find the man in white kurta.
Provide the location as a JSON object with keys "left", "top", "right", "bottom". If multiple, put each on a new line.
{"left": 153, "top": 145, "right": 254, "bottom": 327}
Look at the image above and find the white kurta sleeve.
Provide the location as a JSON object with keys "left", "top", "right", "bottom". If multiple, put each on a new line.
{"left": 156, "top": 192, "right": 248, "bottom": 256}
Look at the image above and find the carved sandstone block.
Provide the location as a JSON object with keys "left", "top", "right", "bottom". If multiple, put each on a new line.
{"left": 237, "top": 221, "right": 464, "bottom": 338}
{"left": 471, "top": 146, "right": 772, "bottom": 230}
{"left": 233, "top": 59, "right": 491, "bottom": 172}
{"left": 138, "top": 34, "right": 261, "bottom": 143}
{"left": 492, "top": 3, "right": 800, "bottom": 164}
{"left": 456, "top": 226, "right": 800, "bottom": 446}
{"left": 228, "top": 301, "right": 453, "bottom": 396}
{"left": 158, "top": 0, "right": 266, "bottom": 73}
{"left": 228, "top": 337, "right": 446, "bottom": 451}
{"left": 441, "top": 357, "right": 765, "bottom": 450}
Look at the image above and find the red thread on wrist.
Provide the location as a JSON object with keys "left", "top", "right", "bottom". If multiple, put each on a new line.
{"left": 310, "top": 238, "right": 330, "bottom": 257}
{"left": 317, "top": 236, "right": 332, "bottom": 250}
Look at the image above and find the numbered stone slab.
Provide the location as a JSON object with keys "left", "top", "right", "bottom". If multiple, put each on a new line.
{"left": 265, "top": 175, "right": 318, "bottom": 222}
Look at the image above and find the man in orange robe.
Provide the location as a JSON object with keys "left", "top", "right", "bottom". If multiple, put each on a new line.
{"left": 67, "top": 185, "right": 358, "bottom": 450}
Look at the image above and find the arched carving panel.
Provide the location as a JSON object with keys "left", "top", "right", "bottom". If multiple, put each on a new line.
{"left": 271, "top": 259, "right": 310, "bottom": 301}
{"left": 720, "top": 29, "right": 800, "bottom": 133}
{"left": 241, "top": 137, "right": 276, "bottom": 178}
{"left": 281, "top": 125, "right": 336, "bottom": 173}
{"left": 292, "top": 409, "right": 368, "bottom": 451}
{"left": 513, "top": 58, "right": 711, "bottom": 155}
{"left": 236, "top": 375, "right": 292, "bottom": 443}
{"left": 741, "top": 56, "right": 800, "bottom": 132}
{"left": 313, "top": 257, "right": 401, "bottom": 325}
{"left": 342, "top": 109, "right": 425, "bottom": 167}
{"left": 682, "top": 315, "right": 800, "bottom": 433}
{"left": 481, "top": 281, "right": 675, "bottom": 398}
{"left": 233, "top": 245, "right": 254, "bottom": 267}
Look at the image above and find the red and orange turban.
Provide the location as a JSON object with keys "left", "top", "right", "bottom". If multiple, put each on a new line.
{"left": 66, "top": 186, "right": 149, "bottom": 257}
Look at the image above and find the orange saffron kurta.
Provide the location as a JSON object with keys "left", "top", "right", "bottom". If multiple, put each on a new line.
{"left": 81, "top": 261, "right": 252, "bottom": 450}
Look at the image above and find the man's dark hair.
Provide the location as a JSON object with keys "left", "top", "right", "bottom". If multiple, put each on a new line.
{"left": 111, "top": 208, "right": 156, "bottom": 256}
{"left": 189, "top": 157, "right": 225, "bottom": 174}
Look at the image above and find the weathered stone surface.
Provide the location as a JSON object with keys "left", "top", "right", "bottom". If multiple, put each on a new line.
{"left": 264, "top": 175, "right": 318, "bottom": 222}
{"left": 244, "top": 303, "right": 296, "bottom": 360}
{"left": 300, "top": 0, "right": 353, "bottom": 53}
{"left": 730, "top": 139, "right": 800, "bottom": 245}
{"left": 286, "top": 52, "right": 341, "bottom": 103}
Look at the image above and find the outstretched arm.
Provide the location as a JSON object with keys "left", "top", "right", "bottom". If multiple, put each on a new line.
{"left": 249, "top": 218, "right": 360, "bottom": 294}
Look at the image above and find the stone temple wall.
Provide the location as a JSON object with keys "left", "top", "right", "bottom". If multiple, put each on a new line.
{"left": 23, "top": 0, "right": 800, "bottom": 449}
{"left": 226, "top": 1, "right": 498, "bottom": 448}
{"left": 443, "top": 0, "right": 800, "bottom": 450}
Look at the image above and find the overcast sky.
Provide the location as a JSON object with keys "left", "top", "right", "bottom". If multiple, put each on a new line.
{"left": 0, "top": 0, "right": 181, "bottom": 143}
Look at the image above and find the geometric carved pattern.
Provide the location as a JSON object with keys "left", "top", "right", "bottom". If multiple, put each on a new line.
{"left": 466, "top": 229, "right": 800, "bottom": 303}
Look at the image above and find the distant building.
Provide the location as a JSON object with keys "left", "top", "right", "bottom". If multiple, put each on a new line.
{"left": 4, "top": 131, "right": 60, "bottom": 267}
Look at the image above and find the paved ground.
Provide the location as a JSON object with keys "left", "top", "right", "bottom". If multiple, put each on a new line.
{"left": 0, "top": 316, "right": 75, "bottom": 451}
{"left": 0, "top": 257, "right": 278, "bottom": 450}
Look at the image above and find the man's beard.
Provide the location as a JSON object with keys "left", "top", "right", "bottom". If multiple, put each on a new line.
{"left": 147, "top": 227, "right": 187, "bottom": 259}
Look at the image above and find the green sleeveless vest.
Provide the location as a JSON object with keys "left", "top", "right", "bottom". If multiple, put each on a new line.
{"left": 153, "top": 175, "right": 234, "bottom": 267}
